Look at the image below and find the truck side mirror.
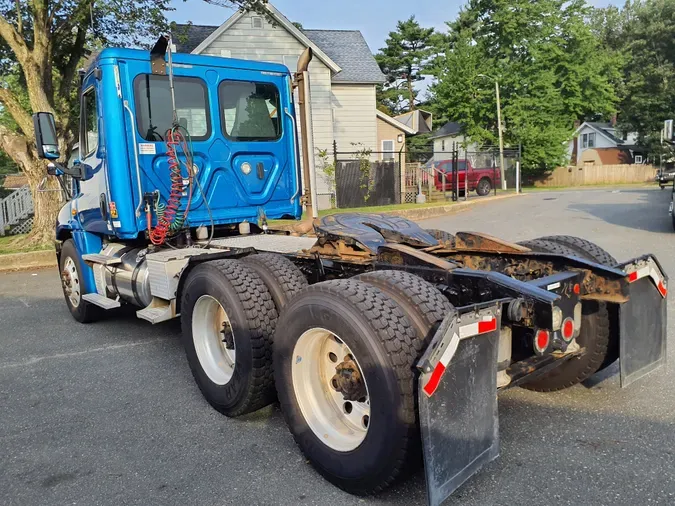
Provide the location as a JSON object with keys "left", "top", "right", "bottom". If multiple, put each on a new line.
{"left": 32, "top": 112, "right": 60, "bottom": 160}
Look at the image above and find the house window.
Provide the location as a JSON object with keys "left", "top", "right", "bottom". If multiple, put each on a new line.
{"left": 588, "top": 132, "right": 595, "bottom": 148}
{"left": 134, "top": 75, "right": 211, "bottom": 141}
{"left": 252, "top": 16, "right": 263, "bottom": 29}
{"left": 441, "top": 139, "right": 446, "bottom": 151}
{"left": 81, "top": 87, "right": 98, "bottom": 156}
{"left": 219, "top": 80, "right": 282, "bottom": 141}
{"left": 382, "top": 140, "right": 395, "bottom": 161}
{"left": 635, "top": 155, "right": 643, "bottom": 164}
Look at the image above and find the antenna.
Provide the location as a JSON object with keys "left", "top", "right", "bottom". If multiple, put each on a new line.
{"left": 167, "top": 33, "right": 178, "bottom": 125}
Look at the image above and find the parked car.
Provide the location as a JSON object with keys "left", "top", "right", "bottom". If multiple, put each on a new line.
{"left": 431, "top": 159, "right": 501, "bottom": 196}
{"left": 656, "top": 168, "right": 675, "bottom": 189}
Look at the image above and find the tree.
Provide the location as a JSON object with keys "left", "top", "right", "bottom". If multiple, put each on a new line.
{"left": 429, "top": 0, "right": 619, "bottom": 173}
{"left": 0, "top": 0, "right": 262, "bottom": 246}
{"left": 376, "top": 16, "right": 436, "bottom": 115}
{"left": 594, "top": 0, "right": 675, "bottom": 157}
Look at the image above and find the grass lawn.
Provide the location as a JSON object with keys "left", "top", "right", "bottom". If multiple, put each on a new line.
{"left": 0, "top": 234, "right": 53, "bottom": 255}
{"left": 268, "top": 199, "right": 466, "bottom": 227}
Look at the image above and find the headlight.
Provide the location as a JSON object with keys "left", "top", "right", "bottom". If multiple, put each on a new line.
{"left": 241, "top": 162, "right": 252, "bottom": 175}
{"left": 552, "top": 307, "right": 563, "bottom": 331}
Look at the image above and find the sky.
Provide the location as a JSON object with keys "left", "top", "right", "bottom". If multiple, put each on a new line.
{"left": 168, "top": 0, "right": 625, "bottom": 55}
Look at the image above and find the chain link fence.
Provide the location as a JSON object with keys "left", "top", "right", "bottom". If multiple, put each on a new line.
{"left": 322, "top": 144, "right": 522, "bottom": 210}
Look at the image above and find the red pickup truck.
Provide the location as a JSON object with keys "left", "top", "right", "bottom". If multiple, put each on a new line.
{"left": 432, "top": 159, "right": 501, "bottom": 196}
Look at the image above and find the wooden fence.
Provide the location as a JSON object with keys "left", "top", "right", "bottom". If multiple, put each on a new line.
{"left": 533, "top": 164, "right": 658, "bottom": 187}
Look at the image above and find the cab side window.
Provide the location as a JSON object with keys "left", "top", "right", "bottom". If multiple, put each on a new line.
{"left": 82, "top": 88, "right": 98, "bottom": 156}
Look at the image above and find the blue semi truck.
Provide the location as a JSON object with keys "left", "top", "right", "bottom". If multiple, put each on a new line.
{"left": 34, "top": 36, "right": 667, "bottom": 505}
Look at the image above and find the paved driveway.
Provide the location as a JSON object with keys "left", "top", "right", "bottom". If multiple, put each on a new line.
{"left": 1, "top": 187, "right": 674, "bottom": 505}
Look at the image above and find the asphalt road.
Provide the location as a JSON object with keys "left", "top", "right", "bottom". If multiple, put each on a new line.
{"left": 2, "top": 187, "right": 675, "bottom": 506}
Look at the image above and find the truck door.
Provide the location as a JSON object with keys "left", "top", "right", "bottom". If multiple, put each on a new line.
{"left": 76, "top": 73, "right": 110, "bottom": 235}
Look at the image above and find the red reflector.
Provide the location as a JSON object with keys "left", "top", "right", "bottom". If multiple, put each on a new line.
{"left": 562, "top": 319, "right": 575, "bottom": 341}
{"left": 478, "top": 318, "right": 497, "bottom": 334}
{"left": 535, "top": 330, "right": 550, "bottom": 352}
{"left": 628, "top": 271, "right": 639, "bottom": 283}
{"left": 423, "top": 362, "right": 447, "bottom": 397}
{"left": 658, "top": 280, "right": 668, "bottom": 298}
{"left": 573, "top": 283, "right": 580, "bottom": 295}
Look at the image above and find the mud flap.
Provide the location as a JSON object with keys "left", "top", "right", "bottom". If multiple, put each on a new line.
{"left": 417, "top": 307, "right": 501, "bottom": 506}
{"left": 619, "top": 275, "right": 667, "bottom": 388}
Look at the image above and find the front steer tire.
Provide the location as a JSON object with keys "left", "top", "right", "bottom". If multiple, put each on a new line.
{"left": 59, "top": 239, "right": 102, "bottom": 324}
{"left": 274, "top": 279, "right": 420, "bottom": 495}
{"left": 518, "top": 238, "right": 611, "bottom": 391}
{"left": 180, "top": 259, "right": 278, "bottom": 417}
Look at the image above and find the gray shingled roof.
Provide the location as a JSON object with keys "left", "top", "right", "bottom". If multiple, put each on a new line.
{"left": 303, "top": 30, "right": 385, "bottom": 84}
{"left": 587, "top": 122, "right": 625, "bottom": 145}
{"left": 430, "top": 121, "right": 463, "bottom": 139}
{"left": 173, "top": 24, "right": 218, "bottom": 54}
{"left": 172, "top": 23, "right": 385, "bottom": 84}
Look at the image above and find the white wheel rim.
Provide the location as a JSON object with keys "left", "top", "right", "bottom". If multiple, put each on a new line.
{"left": 62, "top": 257, "right": 81, "bottom": 308}
{"left": 292, "top": 328, "right": 370, "bottom": 452}
{"left": 192, "top": 295, "right": 236, "bottom": 385}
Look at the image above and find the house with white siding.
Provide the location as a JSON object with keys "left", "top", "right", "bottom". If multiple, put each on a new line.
{"left": 568, "top": 121, "right": 646, "bottom": 166}
{"left": 174, "top": 3, "right": 390, "bottom": 209}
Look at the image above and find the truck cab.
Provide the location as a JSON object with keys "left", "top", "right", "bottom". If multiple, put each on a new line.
{"left": 60, "top": 47, "right": 301, "bottom": 245}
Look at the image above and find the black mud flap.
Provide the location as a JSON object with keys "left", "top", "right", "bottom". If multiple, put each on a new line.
{"left": 620, "top": 275, "right": 667, "bottom": 387}
{"left": 417, "top": 307, "right": 501, "bottom": 506}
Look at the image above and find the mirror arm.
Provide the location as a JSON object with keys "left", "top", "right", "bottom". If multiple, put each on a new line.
{"left": 49, "top": 161, "right": 83, "bottom": 179}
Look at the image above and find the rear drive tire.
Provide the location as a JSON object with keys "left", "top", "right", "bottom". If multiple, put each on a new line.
{"left": 476, "top": 178, "right": 492, "bottom": 196}
{"left": 180, "top": 259, "right": 278, "bottom": 417}
{"left": 274, "top": 279, "right": 420, "bottom": 495}
{"left": 59, "top": 239, "right": 102, "bottom": 323}
{"left": 355, "top": 270, "right": 453, "bottom": 345}
{"left": 517, "top": 238, "right": 611, "bottom": 391}
{"left": 537, "top": 235, "right": 617, "bottom": 266}
{"left": 534, "top": 235, "right": 619, "bottom": 369}
{"left": 241, "top": 253, "right": 308, "bottom": 311}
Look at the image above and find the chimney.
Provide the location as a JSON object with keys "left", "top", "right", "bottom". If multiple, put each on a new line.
{"left": 610, "top": 114, "right": 617, "bottom": 127}
{"left": 574, "top": 120, "right": 581, "bottom": 129}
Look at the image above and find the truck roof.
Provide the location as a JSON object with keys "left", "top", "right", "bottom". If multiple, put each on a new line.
{"left": 94, "top": 47, "right": 291, "bottom": 75}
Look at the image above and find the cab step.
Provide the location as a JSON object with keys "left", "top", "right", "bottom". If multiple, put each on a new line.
{"left": 136, "top": 298, "right": 176, "bottom": 324}
{"left": 82, "top": 254, "right": 122, "bottom": 266}
{"left": 82, "top": 293, "right": 121, "bottom": 309}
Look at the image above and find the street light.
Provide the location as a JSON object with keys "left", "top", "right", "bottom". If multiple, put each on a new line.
{"left": 478, "top": 74, "right": 506, "bottom": 190}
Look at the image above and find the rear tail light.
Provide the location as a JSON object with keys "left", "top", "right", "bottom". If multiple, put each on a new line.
{"left": 534, "top": 329, "right": 550, "bottom": 354}
{"left": 561, "top": 318, "right": 575, "bottom": 342}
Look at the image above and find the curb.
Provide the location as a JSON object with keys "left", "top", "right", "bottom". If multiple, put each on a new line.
{"left": 388, "top": 192, "right": 521, "bottom": 221}
{"left": 0, "top": 194, "right": 522, "bottom": 273}
{"left": 274, "top": 192, "right": 523, "bottom": 231}
{"left": 0, "top": 250, "right": 56, "bottom": 273}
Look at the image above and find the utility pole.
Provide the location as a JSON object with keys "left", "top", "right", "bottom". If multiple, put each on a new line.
{"left": 495, "top": 80, "right": 506, "bottom": 190}
{"left": 479, "top": 74, "right": 507, "bottom": 190}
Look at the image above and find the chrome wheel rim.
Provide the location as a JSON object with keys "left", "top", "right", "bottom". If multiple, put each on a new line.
{"left": 62, "top": 257, "right": 81, "bottom": 308}
{"left": 292, "top": 328, "right": 370, "bottom": 452}
{"left": 192, "top": 295, "right": 236, "bottom": 385}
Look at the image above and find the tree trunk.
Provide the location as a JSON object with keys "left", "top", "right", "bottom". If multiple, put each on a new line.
{"left": 407, "top": 76, "right": 416, "bottom": 111}
{"left": 0, "top": 128, "right": 63, "bottom": 245}
{"left": 25, "top": 164, "right": 63, "bottom": 245}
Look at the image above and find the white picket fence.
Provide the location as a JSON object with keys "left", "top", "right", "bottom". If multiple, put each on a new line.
{"left": 0, "top": 185, "right": 34, "bottom": 236}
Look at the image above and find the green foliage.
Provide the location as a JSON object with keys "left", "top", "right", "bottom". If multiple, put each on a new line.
{"left": 376, "top": 16, "right": 436, "bottom": 115}
{"left": 594, "top": 0, "right": 675, "bottom": 157}
{"left": 428, "top": 0, "right": 619, "bottom": 173}
{"left": 317, "top": 148, "right": 336, "bottom": 195}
